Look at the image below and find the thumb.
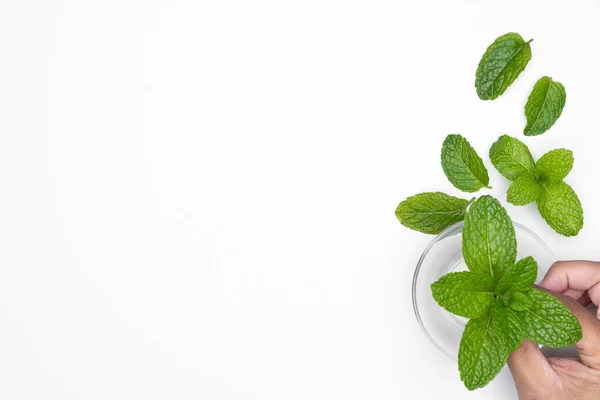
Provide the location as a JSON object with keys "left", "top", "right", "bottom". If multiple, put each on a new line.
{"left": 548, "top": 289, "right": 600, "bottom": 369}
{"left": 508, "top": 339, "right": 555, "bottom": 396}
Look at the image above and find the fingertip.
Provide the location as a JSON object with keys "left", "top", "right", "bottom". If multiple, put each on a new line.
{"left": 540, "top": 277, "right": 559, "bottom": 291}
{"left": 540, "top": 264, "right": 564, "bottom": 291}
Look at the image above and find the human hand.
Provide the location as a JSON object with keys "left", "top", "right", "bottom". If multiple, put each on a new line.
{"left": 508, "top": 261, "right": 600, "bottom": 399}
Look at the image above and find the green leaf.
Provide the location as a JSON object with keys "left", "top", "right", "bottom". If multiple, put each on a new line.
{"left": 535, "top": 149, "right": 574, "bottom": 184}
{"left": 395, "top": 192, "right": 470, "bottom": 234}
{"left": 491, "top": 299, "right": 524, "bottom": 352}
{"left": 489, "top": 135, "right": 536, "bottom": 181}
{"left": 463, "top": 195, "right": 517, "bottom": 278}
{"left": 431, "top": 272, "right": 496, "bottom": 318}
{"left": 496, "top": 256, "right": 538, "bottom": 295}
{"left": 538, "top": 182, "right": 584, "bottom": 237}
{"left": 521, "top": 289, "right": 582, "bottom": 347}
{"left": 506, "top": 291, "right": 533, "bottom": 311}
{"left": 507, "top": 175, "right": 541, "bottom": 206}
{"left": 458, "top": 312, "right": 509, "bottom": 390}
{"left": 475, "top": 33, "right": 533, "bottom": 100}
{"left": 441, "top": 134, "right": 490, "bottom": 193}
{"left": 524, "top": 76, "right": 567, "bottom": 136}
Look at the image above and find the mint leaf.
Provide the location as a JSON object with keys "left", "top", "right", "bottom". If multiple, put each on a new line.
{"left": 506, "top": 291, "right": 532, "bottom": 311}
{"left": 489, "top": 135, "right": 536, "bottom": 181}
{"left": 491, "top": 299, "right": 524, "bottom": 352}
{"left": 441, "top": 134, "right": 490, "bottom": 193}
{"left": 538, "top": 182, "right": 584, "bottom": 237}
{"left": 535, "top": 149, "right": 574, "bottom": 184}
{"left": 507, "top": 175, "right": 541, "bottom": 206}
{"left": 431, "top": 272, "right": 496, "bottom": 318}
{"left": 524, "top": 76, "right": 567, "bottom": 136}
{"left": 458, "top": 312, "right": 509, "bottom": 390}
{"left": 395, "top": 192, "right": 470, "bottom": 234}
{"left": 521, "top": 289, "right": 582, "bottom": 347}
{"left": 496, "top": 256, "right": 538, "bottom": 295}
{"left": 475, "top": 33, "right": 533, "bottom": 100}
{"left": 463, "top": 195, "right": 516, "bottom": 278}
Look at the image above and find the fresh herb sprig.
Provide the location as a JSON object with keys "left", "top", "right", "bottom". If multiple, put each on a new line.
{"left": 441, "top": 134, "right": 491, "bottom": 192}
{"left": 524, "top": 76, "right": 566, "bottom": 136}
{"left": 490, "top": 135, "right": 583, "bottom": 236}
{"left": 431, "top": 196, "right": 582, "bottom": 390}
{"left": 395, "top": 193, "right": 473, "bottom": 234}
{"left": 475, "top": 33, "right": 533, "bottom": 100}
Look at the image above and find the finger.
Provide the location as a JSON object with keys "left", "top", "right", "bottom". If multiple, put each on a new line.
{"left": 541, "top": 261, "right": 600, "bottom": 307}
{"left": 533, "top": 283, "right": 590, "bottom": 306}
{"left": 508, "top": 339, "right": 555, "bottom": 393}
{"left": 563, "top": 289, "right": 592, "bottom": 306}
{"left": 547, "top": 289, "right": 600, "bottom": 369}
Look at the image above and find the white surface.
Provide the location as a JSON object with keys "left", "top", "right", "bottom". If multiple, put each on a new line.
{"left": 0, "top": 0, "right": 599, "bottom": 398}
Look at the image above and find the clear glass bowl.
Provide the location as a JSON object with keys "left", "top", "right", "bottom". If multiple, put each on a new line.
{"left": 412, "top": 221, "right": 555, "bottom": 360}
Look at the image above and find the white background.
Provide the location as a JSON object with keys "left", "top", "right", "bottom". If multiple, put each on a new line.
{"left": 1, "top": 0, "right": 599, "bottom": 398}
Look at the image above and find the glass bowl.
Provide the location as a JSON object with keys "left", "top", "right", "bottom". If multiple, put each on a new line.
{"left": 412, "top": 221, "right": 555, "bottom": 360}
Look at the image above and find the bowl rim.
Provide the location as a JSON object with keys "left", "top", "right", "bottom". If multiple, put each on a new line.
{"left": 411, "top": 220, "right": 555, "bottom": 359}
